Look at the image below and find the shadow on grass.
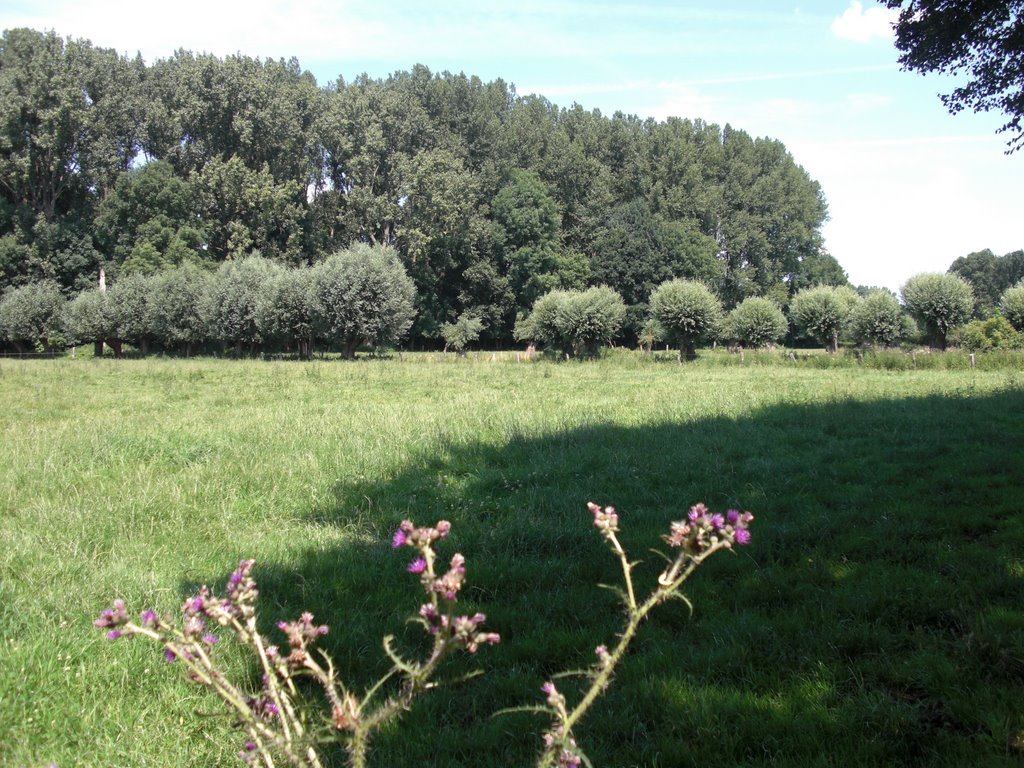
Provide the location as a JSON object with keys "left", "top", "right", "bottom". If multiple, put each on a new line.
{"left": 215, "top": 386, "right": 1024, "bottom": 767}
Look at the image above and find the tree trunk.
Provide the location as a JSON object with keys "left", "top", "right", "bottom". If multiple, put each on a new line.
{"left": 94, "top": 340, "right": 105, "bottom": 358}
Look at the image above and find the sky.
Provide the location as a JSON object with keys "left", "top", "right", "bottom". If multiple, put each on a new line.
{"left": 3, "top": 0, "right": 1021, "bottom": 293}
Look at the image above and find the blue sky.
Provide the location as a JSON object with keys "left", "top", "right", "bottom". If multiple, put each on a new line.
{"left": 5, "top": 0, "right": 1021, "bottom": 292}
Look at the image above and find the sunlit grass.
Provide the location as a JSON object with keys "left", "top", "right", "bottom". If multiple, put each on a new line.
{"left": 1, "top": 354, "right": 1022, "bottom": 766}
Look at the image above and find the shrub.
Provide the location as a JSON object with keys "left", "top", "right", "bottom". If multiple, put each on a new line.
{"left": 256, "top": 267, "right": 318, "bottom": 359}
{"left": 312, "top": 244, "right": 416, "bottom": 359}
{"left": 790, "top": 285, "right": 860, "bottom": 353}
{"left": 516, "top": 286, "right": 626, "bottom": 358}
{"left": 107, "top": 273, "right": 156, "bottom": 354}
{"left": 952, "top": 315, "right": 1022, "bottom": 351}
{"left": 850, "top": 290, "right": 905, "bottom": 347}
{"left": 1000, "top": 281, "right": 1024, "bottom": 331}
{"left": 0, "top": 280, "right": 66, "bottom": 352}
{"left": 726, "top": 296, "right": 788, "bottom": 347}
{"left": 204, "top": 255, "right": 284, "bottom": 355}
{"left": 441, "top": 312, "right": 485, "bottom": 354}
{"left": 63, "top": 288, "right": 116, "bottom": 354}
{"left": 901, "top": 272, "right": 974, "bottom": 350}
{"left": 648, "top": 279, "right": 723, "bottom": 360}
{"left": 147, "top": 265, "right": 211, "bottom": 355}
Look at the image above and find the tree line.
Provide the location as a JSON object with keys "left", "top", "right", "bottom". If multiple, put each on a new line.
{"left": 5, "top": 245, "right": 1022, "bottom": 358}
{"left": 0, "top": 27, "right": 843, "bottom": 347}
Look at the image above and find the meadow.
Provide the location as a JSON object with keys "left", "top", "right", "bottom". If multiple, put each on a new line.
{"left": 1, "top": 352, "right": 1023, "bottom": 767}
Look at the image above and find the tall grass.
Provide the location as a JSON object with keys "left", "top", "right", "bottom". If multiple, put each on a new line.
{"left": 1, "top": 355, "right": 1022, "bottom": 766}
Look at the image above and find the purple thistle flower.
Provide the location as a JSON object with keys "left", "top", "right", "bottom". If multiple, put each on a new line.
{"left": 391, "top": 529, "right": 407, "bottom": 549}
{"left": 726, "top": 509, "right": 740, "bottom": 525}
{"left": 710, "top": 513, "right": 725, "bottom": 530}
{"left": 139, "top": 609, "right": 157, "bottom": 628}
{"left": 407, "top": 557, "right": 427, "bottom": 574}
{"left": 106, "top": 630, "right": 122, "bottom": 640}
{"left": 164, "top": 648, "right": 177, "bottom": 663}
{"left": 734, "top": 528, "right": 752, "bottom": 545}
{"left": 202, "top": 634, "right": 219, "bottom": 646}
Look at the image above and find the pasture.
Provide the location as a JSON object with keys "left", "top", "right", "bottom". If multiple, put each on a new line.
{"left": 1, "top": 353, "right": 1023, "bottom": 766}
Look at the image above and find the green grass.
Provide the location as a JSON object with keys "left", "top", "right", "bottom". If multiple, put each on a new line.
{"left": 1, "top": 354, "right": 1023, "bottom": 767}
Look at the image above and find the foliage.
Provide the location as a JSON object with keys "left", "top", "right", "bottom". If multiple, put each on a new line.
{"left": 106, "top": 273, "right": 155, "bottom": 350}
{"left": 204, "top": 256, "right": 284, "bottom": 354}
{"left": 901, "top": 272, "right": 974, "bottom": 350}
{"left": 256, "top": 267, "right": 318, "bottom": 358}
{"left": 882, "top": 0, "right": 1024, "bottom": 153}
{"left": 0, "top": 280, "right": 65, "bottom": 350}
{"left": 850, "top": 290, "right": 906, "bottom": 347}
{"left": 440, "top": 312, "right": 485, "bottom": 354}
{"left": 790, "top": 285, "right": 861, "bottom": 353}
{"left": 0, "top": 37, "right": 832, "bottom": 339}
{"left": 94, "top": 160, "right": 209, "bottom": 274}
{"left": 952, "top": 314, "right": 1023, "bottom": 351}
{"left": 62, "top": 287, "right": 115, "bottom": 347}
{"left": 948, "top": 248, "right": 1024, "bottom": 317}
{"left": 649, "top": 278, "right": 723, "bottom": 360}
{"left": 516, "top": 286, "right": 626, "bottom": 357}
{"left": 999, "top": 279, "right": 1024, "bottom": 331}
{"left": 146, "top": 265, "right": 211, "bottom": 354}
{"left": 312, "top": 244, "right": 416, "bottom": 358}
{"left": 725, "top": 296, "right": 788, "bottom": 347}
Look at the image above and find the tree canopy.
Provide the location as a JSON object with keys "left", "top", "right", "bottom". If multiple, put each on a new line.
{"left": 0, "top": 27, "right": 837, "bottom": 347}
{"left": 882, "top": 0, "right": 1024, "bottom": 153}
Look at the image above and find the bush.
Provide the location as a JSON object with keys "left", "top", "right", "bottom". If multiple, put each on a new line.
{"left": 1000, "top": 281, "right": 1024, "bottom": 331}
{"left": 901, "top": 272, "right": 974, "bottom": 350}
{"left": 63, "top": 288, "right": 116, "bottom": 353}
{"left": 256, "top": 267, "right": 318, "bottom": 358}
{"left": 789, "top": 285, "right": 860, "bottom": 353}
{"left": 0, "top": 280, "right": 66, "bottom": 352}
{"left": 516, "top": 286, "right": 626, "bottom": 358}
{"left": 441, "top": 312, "right": 485, "bottom": 354}
{"left": 204, "top": 255, "right": 284, "bottom": 355}
{"left": 726, "top": 297, "right": 787, "bottom": 347}
{"left": 850, "top": 290, "right": 905, "bottom": 347}
{"left": 147, "top": 265, "right": 212, "bottom": 355}
{"left": 648, "top": 279, "right": 722, "bottom": 360}
{"left": 107, "top": 273, "right": 155, "bottom": 354}
{"left": 312, "top": 244, "right": 416, "bottom": 359}
{"left": 952, "top": 315, "right": 1023, "bottom": 351}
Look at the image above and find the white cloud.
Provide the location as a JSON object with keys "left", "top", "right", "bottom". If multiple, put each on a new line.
{"left": 831, "top": 1, "right": 897, "bottom": 43}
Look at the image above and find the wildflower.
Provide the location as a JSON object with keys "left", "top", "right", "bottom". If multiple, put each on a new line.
{"left": 94, "top": 599, "right": 128, "bottom": 629}
{"left": 587, "top": 501, "right": 619, "bottom": 536}
{"left": 106, "top": 630, "right": 122, "bottom": 641}
{"left": 542, "top": 681, "right": 565, "bottom": 710}
{"left": 391, "top": 528, "right": 407, "bottom": 549}
{"left": 432, "top": 554, "right": 466, "bottom": 600}
{"left": 595, "top": 644, "right": 611, "bottom": 668}
{"left": 239, "top": 740, "right": 258, "bottom": 764}
{"left": 139, "top": 609, "right": 157, "bottom": 628}
{"left": 407, "top": 557, "right": 427, "bottom": 574}
{"left": 202, "top": 634, "right": 219, "bottom": 646}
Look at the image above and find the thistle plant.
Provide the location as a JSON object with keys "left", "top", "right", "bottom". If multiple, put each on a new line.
{"left": 95, "top": 519, "right": 498, "bottom": 768}
{"left": 531, "top": 502, "right": 754, "bottom": 768}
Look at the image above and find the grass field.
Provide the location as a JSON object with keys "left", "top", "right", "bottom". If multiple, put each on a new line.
{"left": 2, "top": 353, "right": 1023, "bottom": 767}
